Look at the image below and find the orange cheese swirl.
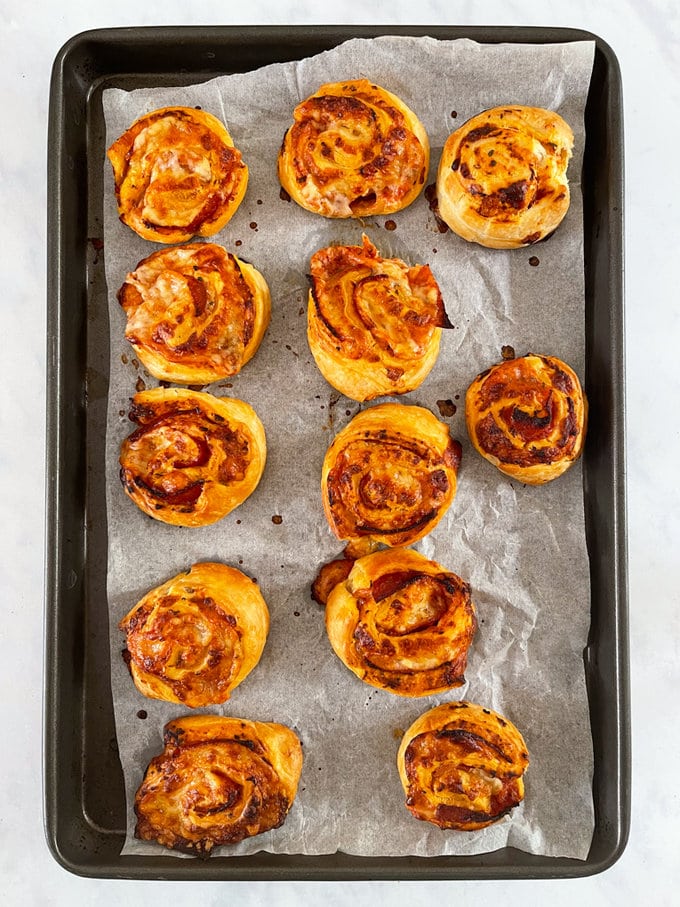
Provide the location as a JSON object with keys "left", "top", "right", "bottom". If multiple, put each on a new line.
{"left": 397, "top": 701, "right": 529, "bottom": 831}
{"left": 436, "top": 105, "right": 574, "bottom": 248}
{"left": 107, "top": 106, "right": 248, "bottom": 243}
{"left": 322, "top": 403, "right": 461, "bottom": 548}
{"left": 325, "top": 548, "right": 476, "bottom": 696}
{"left": 119, "top": 388, "right": 266, "bottom": 527}
{"left": 278, "top": 79, "right": 429, "bottom": 218}
{"left": 119, "top": 562, "right": 269, "bottom": 707}
{"left": 134, "top": 715, "right": 303, "bottom": 854}
{"left": 465, "top": 353, "right": 587, "bottom": 484}
{"left": 308, "top": 235, "right": 451, "bottom": 401}
{"left": 118, "top": 243, "right": 270, "bottom": 384}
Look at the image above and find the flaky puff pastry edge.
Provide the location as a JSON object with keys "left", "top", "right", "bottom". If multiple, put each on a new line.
{"left": 278, "top": 79, "right": 429, "bottom": 218}
{"left": 119, "top": 387, "right": 266, "bottom": 527}
{"left": 119, "top": 243, "right": 271, "bottom": 385}
{"left": 119, "top": 562, "right": 270, "bottom": 707}
{"left": 397, "top": 700, "right": 529, "bottom": 831}
{"left": 325, "top": 548, "right": 476, "bottom": 697}
{"left": 465, "top": 353, "right": 587, "bottom": 485}
{"left": 436, "top": 105, "right": 573, "bottom": 249}
{"left": 107, "top": 106, "right": 248, "bottom": 244}
{"left": 307, "top": 235, "right": 448, "bottom": 401}
{"left": 321, "top": 402, "right": 460, "bottom": 548}
{"left": 134, "top": 714, "right": 303, "bottom": 854}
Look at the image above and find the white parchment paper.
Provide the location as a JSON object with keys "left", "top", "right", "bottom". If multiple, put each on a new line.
{"left": 102, "top": 36, "right": 596, "bottom": 860}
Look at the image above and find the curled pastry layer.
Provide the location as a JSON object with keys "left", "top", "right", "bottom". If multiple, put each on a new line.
{"left": 120, "top": 562, "right": 269, "bottom": 707}
{"left": 118, "top": 243, "right": 271, "bottom": 384}
{"left": 436, "top": 105, "right": 574, "bottom": 249}
{"left": 278, "top": 79, "right": 429, "bottom": 217}
{"left": 119, "top": 388, "right": 266, "bottom": 526}
{"left": 465, "top": 353, "right": 587, "bottom": 484}
{"left": 325, "top": 548, "right": 476, "bottom": 696}
{"left": 107, "top": 106, "right": 248, "bottom": 243}
{"left": 397, "top": 701, "right": 529, "bottom": 830}
{"left": 322, "top": 403, "right": 461, "bottom": 547}
{"left": 308, "top": 235, "right": 451, "bottom": 401}
{"left": 134, "top": 714, "right": 303, "bottom": 854}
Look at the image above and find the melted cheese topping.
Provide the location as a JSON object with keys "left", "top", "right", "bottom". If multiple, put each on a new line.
{"left": 107, "top": 106, "right": 248, "bottom": 243}
{"left": 278, "top": 80, "right": 429, "bottom": 218}
{"left": 325, "top": 548, "right": 477, "bottom": 696}
{"left": 134, "top": 715, "right": 303, "bottom": 854}
{"left": 437, "top": 105, "right": 574, "bottom": 249}
{"left": 308, "top": 235, "right": 450, "bottom": 401}
{"left": 321, "top": 403, "right": 461, "bottom": 548}
{"left": 465, "top": 353, "right": 587, "bottom": 484}
{"left": 120, "top": 562, "right": 270, "bottom": 707}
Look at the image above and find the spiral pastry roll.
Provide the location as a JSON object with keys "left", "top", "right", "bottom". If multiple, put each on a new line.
{"left": 118, "top": 243, "right": 271, "bottom": 384}
{"left": 119, "top": 388, "right": 266, "bottom": 526}
{"left": 134, "top": 715, "right": 303, "bottom": 854}
{"left": 465, "top": 353, "right": 587, "bottom": 484}
{"left": 436, "top": 105, "right": 574, "bottom": 248}
{"left": 119, "top": 562, "right": 269, "bottom": 707}
{"left": 325, "top": 549, "right": 476, "bottom": 696}
{"left": 107, "top": 106, "right": 248, "bottom": 243}
{"left": 278, "top": 79, "right": 429, "bottom": 218}
{"left": 308, "top": 235, "right": 451, "bottom": 401}
{"left": 397, "top": 701, "right": 529, "bottom": 830}
{"left": 322, "top": 403, "right": 461, "bottom": 547}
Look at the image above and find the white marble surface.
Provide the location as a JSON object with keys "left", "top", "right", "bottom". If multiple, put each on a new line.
{"left": 1, "top": 1, "right": 678, "bottom": 904}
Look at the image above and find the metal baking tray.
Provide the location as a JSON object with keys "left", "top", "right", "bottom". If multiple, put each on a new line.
{"left": 44, "top": 25, "right": 628, "bottom": 880}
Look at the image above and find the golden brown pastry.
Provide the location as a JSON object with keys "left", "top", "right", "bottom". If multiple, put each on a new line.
{"left": 465, "top": 353, "right": 587, "bottom": 484}
{"left": 397, "top": 701, "right": 529, "bottom": 830}
{"left": 134, "top": 714, "right": 303, "bottom": 854}
{"left": 118, "top": 243, "right": 271, "bottom": 385}
{"left": 436, "top": 105, "right": 574, "bottom": 249}
{"left": 322, "top": 403, "right": 461, "bottom": 548}
{"left": 107, "top": 106, "right": 248, "bottom": 243}
{"left": 119, "top": 562, "right": 269, "bottom": 707}
{"left": 278, "top": 79, "right": 429, "bottom": 217}
{"left": 119, "top": 388, "right": 266, "bottom": 526}
{"left": 325, "top": 548, "right": 476, "bottom": 696}
{"left": 307, "top": 235, "right": 451, "bottom": 401}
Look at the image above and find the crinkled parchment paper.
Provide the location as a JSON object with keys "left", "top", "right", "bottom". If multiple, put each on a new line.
{"left": 102, "top": 35, "right": 596, "bottom": 860}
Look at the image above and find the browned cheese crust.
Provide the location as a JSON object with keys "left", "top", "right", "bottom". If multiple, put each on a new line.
{"left": 134, "top": 715, "right": 303, "bottom": 854}
{"left": 465, "top": 353, "right": 587, "bottom": 484}
{"left": 436, "top": 105, "right": 574, "bottom": 249}
{"left": 397, "top": 701, "right": 529, "bottom": 830}
{"left": 119, "top": 388, "right": 266, "bottom": 526}
{"left": 325, "top": 548, "right": 476, "bottom": 696}
{"left": 119, "top": 562, "right": 270, "bottom": 707}
{"left": 278, "top": 79, "right": 429, "bottom": 217}
{"left": 321, "top": 403, "right": 461, "bottom": 548}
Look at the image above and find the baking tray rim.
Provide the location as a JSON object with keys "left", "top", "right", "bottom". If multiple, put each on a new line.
{"left": 44, "top": 23, "right": 629, "bottom": 881}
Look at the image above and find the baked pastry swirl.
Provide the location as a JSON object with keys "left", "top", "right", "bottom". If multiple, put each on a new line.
{"left": 119, "top": 388, "right": 266, "bottom": 526}
{"left": 107, "top": 106, "right": 248, "bottom": 243}
{"left": 118, "top": 243, "right": 271, "bottom": 384}
{"left": 119, "top": 562, "right": 269, "bottom": 707}
{"left": 436, "top": 105, "right": 574, "bottom": 248}
{"left": 465, "top": 353, "right": 587, "bottom": 484}
{"left": 322, "top": 403, "right": 461, "bottom": 547}
{"left": 134, "top": 715, "right": 303, "bottom": 854}
{"left": 278, "top": 79, "right": 429, "bottom": 217}
{"left": 397, "top": 701, "right": 529, "bottom": 830}
{"left": 325, "top": 548, "right": 476, "bottom": 696}
{"left": 307, "top": 235, "right": 451, "bottom": 401}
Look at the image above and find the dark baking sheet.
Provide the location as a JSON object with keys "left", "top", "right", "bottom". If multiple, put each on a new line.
{"left": 44, "top": 25, "right": 628, "bottom": 880}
